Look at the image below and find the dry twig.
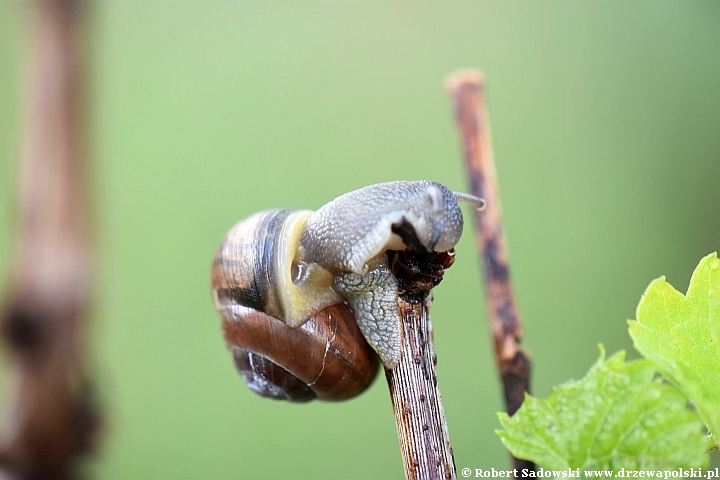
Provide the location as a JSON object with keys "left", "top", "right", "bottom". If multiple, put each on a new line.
{"left": 384, "top": 247, "right": 456, "bottom": 480}
{"left": 446, "top": 70, "right": 533, "bottom": 473}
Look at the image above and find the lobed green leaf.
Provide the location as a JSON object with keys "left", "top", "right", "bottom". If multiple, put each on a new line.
{"left": 628, "top": 252, "right": 720, "bottom": 439}
{"left": 496, "top": 346, "right": 709, "bottom": 469}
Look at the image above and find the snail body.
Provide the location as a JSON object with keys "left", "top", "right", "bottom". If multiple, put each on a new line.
{"left": 212, "top": 180, "right": 484, "bottom": 401}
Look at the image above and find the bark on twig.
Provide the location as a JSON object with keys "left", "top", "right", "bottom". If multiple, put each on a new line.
{"left": 0, "top": 0, "right": 100, "bottom": 478}
{"left": 384, "top": 248, "right": 456, "bottom": 480}
{"left": 446, "top": 70, "right": 533, "bottom": 473}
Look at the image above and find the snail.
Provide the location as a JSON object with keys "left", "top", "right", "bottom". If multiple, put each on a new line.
{"left": 211, "top": 180, "right": 484, "bottom": 402}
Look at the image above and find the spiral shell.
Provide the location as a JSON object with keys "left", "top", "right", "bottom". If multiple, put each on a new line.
{"left": 212, "top": 209, "right": 380, "bottom": 401}
{"left": 221, "top": 303, "right": 379, "bottom": 401}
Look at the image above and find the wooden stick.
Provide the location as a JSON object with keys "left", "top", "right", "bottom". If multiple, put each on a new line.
{"left": 446, "top": 70, "right": 533, "bottom": 472}
{"left": 0, "top": 0, "right": 100, "bottom": 477}
{"left": 385, "top": 249, "right": 456, "bottom": 480}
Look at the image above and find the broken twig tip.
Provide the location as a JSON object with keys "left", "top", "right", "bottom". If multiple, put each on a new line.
{"left": 444, "top": 69, "right": 485, "bottom": 94}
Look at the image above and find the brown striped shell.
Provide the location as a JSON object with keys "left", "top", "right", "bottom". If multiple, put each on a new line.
{"left": 221, "top": 303, "right": 379, "bottom": 401}
{"left": 211, "top": 209, "right": 380, "bottom": 401}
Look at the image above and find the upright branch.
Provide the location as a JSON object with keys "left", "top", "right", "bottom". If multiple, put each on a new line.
{"left": 446, "top": 71, "right": 533, "bottom": 472}
{"left": 384, "top": 244, "right": 457, "bottom": 480}
{"left": 0, "top": 0, "right": 99, "bottom": 478}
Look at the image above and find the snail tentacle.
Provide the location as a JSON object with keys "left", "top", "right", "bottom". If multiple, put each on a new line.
{"left": 453, "top": 191, "right": 486, "bottom": 210}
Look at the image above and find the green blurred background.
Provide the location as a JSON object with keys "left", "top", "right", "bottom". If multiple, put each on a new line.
{"left": 1, "top": 1, "right": 719, "bottom": 478}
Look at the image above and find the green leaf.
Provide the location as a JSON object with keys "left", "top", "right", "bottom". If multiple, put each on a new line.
{"left": 496, "top": 346, "right": 709, "bottom": 469}
{"left": 628, "top": 252, "right": 720, "bottom": 439}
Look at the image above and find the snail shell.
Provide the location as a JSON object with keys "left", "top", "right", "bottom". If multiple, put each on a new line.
{"left": 222, "top": 304, "right": 379, "bottom": 402}
{"left": 212, "top": 209, "right": 380, "bottom": 401}
{"left": 211, "top": 181, "right": 484, "bottom": 401}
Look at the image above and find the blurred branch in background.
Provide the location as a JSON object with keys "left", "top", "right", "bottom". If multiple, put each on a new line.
{"left": 0, "top": 0, "right": 100, "bottom": 478}
{"left": 446, "top": 71, "right": 533, "bottom": 473}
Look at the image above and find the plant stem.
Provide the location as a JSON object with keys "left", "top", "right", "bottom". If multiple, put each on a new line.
{"left": 385, "top": 248, "right": 456, "bottom": 480}
{"left": 0, "top": 0, "right": 100, "bottom": 477}
{"left": 446, "top": 70, "right": 533, "bottom": 473}
{"left": 385, "top": 292, "right": 455, "bottom": 480}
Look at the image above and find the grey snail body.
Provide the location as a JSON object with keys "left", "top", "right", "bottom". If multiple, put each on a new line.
{"left": 211, "top": 180, "right": 484, "bottom": 402}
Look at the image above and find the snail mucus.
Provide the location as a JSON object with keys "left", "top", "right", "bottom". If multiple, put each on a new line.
{"left": 211, "top": 180, "right": 485, "bottom": 402}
